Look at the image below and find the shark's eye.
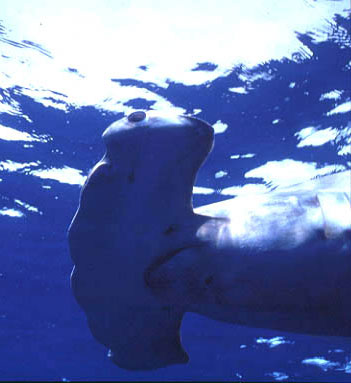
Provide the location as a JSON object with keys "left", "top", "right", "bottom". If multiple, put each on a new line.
{"left": 128, "top": 111, "right": 146, "bottom": 123}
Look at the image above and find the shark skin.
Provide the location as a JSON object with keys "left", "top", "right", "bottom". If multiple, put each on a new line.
{"left": 68, "top": 110, "right": 351, "bottom": 370}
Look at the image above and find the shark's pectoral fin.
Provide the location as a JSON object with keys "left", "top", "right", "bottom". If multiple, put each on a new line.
{"left": 108, "top": 308, "right": 189, "bottom": 370}
{"left": 81, "top": 298, "right": 188, "bottom": 370}
{"left": 71, "top": 266, "right": 189, "bottom": 370}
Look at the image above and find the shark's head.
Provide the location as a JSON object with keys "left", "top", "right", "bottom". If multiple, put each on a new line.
{"left": 69, "top": 110, "right": 215, "bottom": 370}
{"left": 102, "top": 110, "right": 214, "bottom": 186}
{"left": 81, "top": 110, "right": 214, "bottom": 218}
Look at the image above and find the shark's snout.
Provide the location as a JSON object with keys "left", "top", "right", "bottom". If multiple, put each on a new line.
{"left": 184, "top": 116, "right": 214, "bottom": 139}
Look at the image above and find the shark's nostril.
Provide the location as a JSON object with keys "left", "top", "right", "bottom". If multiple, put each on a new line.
{"left": 128, "top": 111, "right": 146, "bottom": 123}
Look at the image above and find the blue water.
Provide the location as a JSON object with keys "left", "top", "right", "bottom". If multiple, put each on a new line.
{"left": 0, "top": 2, "right": 350, "bottom": 381}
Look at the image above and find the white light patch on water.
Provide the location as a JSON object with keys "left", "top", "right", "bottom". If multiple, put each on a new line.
{"left": 256, "top": 336, "right": 294, "bottom": 348}
{"left": 14, "top": 199, "right": 41, "bottom": 214}
{"left": 296, "top": 126, "right": 317, "bottom": 139}
{"left": 327, "top": 101, "right": 351, "bottom": 116}
{"left": 0, "top": 93, "right": 33, "bottom": 122}
{"left": 335, "top": 125, "right": 351, "bottom": 156}
{"left": 265, "top": 372, "right": 289, "bottom": 381}
{"left": 221, "top": 183, "right": 267, "bottom": 196}
{"left": 289, "top": 82, "right": 296, "bottom": 88}
{"left": 0, "top": 0, "right": 348, "bottom": 110}
{"left": 0, "top": 208, "right": 24, "bottom": 217}
{"left": 328, "top": 349, "right": 344, "bottom": 353}
{"left": 17, "top": 74, "right": 186, "bottom": 115}
{"left": 193, "top": 186, "right": 215, "bottom": 195}
{"left": 245, "top": 159, "right": 346, "bottom": 188}
{"left": 238, "top": 71, "right": 275, "bottom": 85}
{"left": 0, "top": 124, "right": 49, "bottom": 142}
{"left": 30, "top": 166, "right": 86, "bottom": 185}
{"left": 213, "top": 120, "right": 228, "bottom": 134}
{"left": 24, "top": 93, "right": 68, "bottom": 111}
{"left": 0, "top": 160, "right": 40, "bottom": 172}
{"left": 320, "top": 90, "right": 343, "bottom": 101}
{"left": 228, "top": 87, "right": 247, "bottom": 94}
{"left": 339, "top": 361, "right": 351, "bottom": 374}
{"left": 230, "top": 153, "right": 256, "bottom": 159}
{"left": 193, "top": 109, "right": 202, "bottom": 115}
{"left": 296, "top": 127, "right": 338, "bottom": 147}
{"left": 272, "top": 119, "right": 280, "bottom": 124}
{"left": 337, "top": 145, "right": 351, "bottom": 156}
{"left": 0, "top": 98, "right": 19, "bottom": 115}
{"left": 302, "top": 357, "right": 339, "bottom": 372}
{"left": 215, "top": 170, "right": 228, "bottom": 178}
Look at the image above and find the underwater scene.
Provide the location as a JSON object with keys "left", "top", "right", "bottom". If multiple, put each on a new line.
{"left": 0, "top": 0, "right": 350, "bottom": 381}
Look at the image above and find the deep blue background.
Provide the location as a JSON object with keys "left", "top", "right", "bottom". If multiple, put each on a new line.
{"left": 0, "top": 11, "right": 350, "bottom": 382}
